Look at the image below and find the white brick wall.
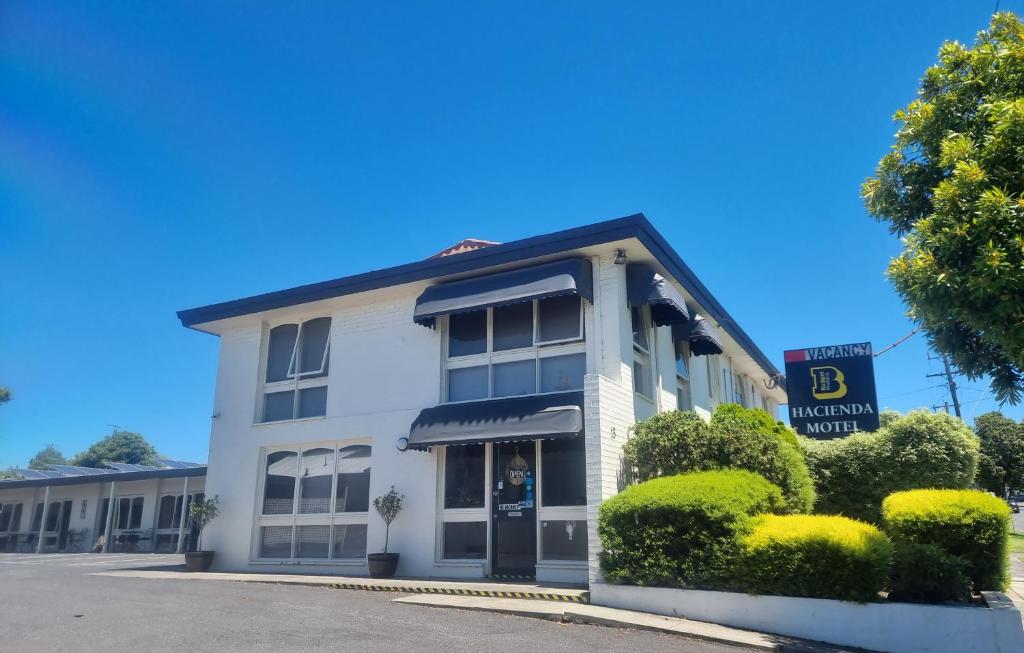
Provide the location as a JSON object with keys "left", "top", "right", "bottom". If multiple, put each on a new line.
{"left": 583, "top": 373, "right": 635, "bottom": 585}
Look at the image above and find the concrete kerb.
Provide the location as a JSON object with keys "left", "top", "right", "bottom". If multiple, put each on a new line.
{"left": 91, "top": 568, "right": 590, "bottom": 603}
{"left": 392, "top": 594, "right": 848, "bottom": 652}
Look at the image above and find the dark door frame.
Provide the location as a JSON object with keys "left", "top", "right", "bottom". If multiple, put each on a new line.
{"left": 490, "top": 440, "right": 537, "bottom": 578}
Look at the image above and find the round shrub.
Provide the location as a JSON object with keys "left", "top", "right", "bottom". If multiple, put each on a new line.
{"left": 624, "top": 405, "right": 814, "bottom": 514}
{"left": 710, "top": 404, "right": 815, "bottom": 513}
{"left": 802, "top": 410, "right": 980, "bottom": 523}
{"left": 598, "top": 470, "right": 786, "bottom": 588}
{"left": 889, "top": 542, "right": 971, "bottom": 603}
{"left": 734, "top": 514, "right": 892, "bottom": 602}
{"left": 623, "top": 411, "right": 714, "bottom": 484}
{"left": 882, "top": 489, "right": 1011, "bottom": 591}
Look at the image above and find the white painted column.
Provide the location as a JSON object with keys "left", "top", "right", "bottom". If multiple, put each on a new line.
{"left": 149, "top": 478, "right": 162, "bottom": 552}
{"left": 102, "top": 482, "right": 116, "bottom": 553}
{"left": 35, "top": 486, "right": 51, "bottom": 553}
{"left": 176, "top": 476, "right": 190, "bottom": 554}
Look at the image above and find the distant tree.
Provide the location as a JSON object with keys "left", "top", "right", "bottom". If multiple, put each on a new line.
{"left": 27, "top": 445, "right": 66, "bottom": 470}
{"left": 70, "top": 431, "right": 158, "bottom": 468}
{"left": 0, "top": 387, "right": 10, "bottom": 404}
{"left": 861, "top": 13, "right": 1024, "bottom": 404}
{"left": 0, "top": 468, "right": 18, "bottom": 479}
{"left": 974, "top": 412, "right": 1024, "bottom": 496}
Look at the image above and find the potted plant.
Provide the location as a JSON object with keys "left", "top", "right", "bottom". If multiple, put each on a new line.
{"left": 184, "top": 495, "right": 220, "bottom": 572}
{"left": 368, "top": 486, "right": 404, "bottom": 578}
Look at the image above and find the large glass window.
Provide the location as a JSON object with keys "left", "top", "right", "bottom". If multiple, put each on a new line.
{"left": 444, "top": 444, "right": 485, "bottom": 509}
{"left": 335, "top": 445, "right": 371, "bottom": 513}
{"left": 31, "top": 503, "right": 43, "bottom": 532}
{"left": 540, "top": 353, "right": 585, "bottom": 393}
{"left": 493, "top": 303, "right": 533, "bottom": 351}
{"left": 445, "top": 297, "right": 586, "bottom": 402}
{"left": 263, "top": 450, "right": 298, "bottom": 515}
{"left": 675, "top": 340, "right": 692, "bottom": 410}
{"left": 257, "top": 443, "right": 372, "bottom": 561}
{"left": 540, "top": 520, "right": 587, "bottom": 561}
{"left": 541, "top": 438, "right": 587, "bottom": 507}
{"left": 260, "top": 526, "right": 293, "bottom": 558}
{"left": 448, "top": 366, "right": 488, "bottom": 402}
{"left": 443, "top": 522, "right": 487, "bottom": 559}
{"left": 261, "top": 317, "right": 331, "bottom": 422}
{"left": 538, "top": 295, "right": 582, "bottom": 342}
{"left": 157, "top": 495, "right": 177, "bottom": 530}
{"left": 332, "top": 524, "right": 367, "bottom": 559}
{"left": 0, "top": 504, "right": 23, "bottom": 533}
{"left": 448, "top": 310, "right": 487, "bottom": 357}
{"left": 631, "top": 306, "right": 653, "bottom": 399}
{"left": 299, "top": 448, "right": 334, "bottom": 514}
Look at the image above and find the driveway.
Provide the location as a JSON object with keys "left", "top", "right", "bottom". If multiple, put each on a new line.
{"left": 0, "top": 553, "right": 739, "bottom": 652}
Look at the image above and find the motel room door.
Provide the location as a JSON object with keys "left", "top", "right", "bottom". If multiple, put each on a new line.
{"left": 491, "top": 440, "right": 537, "bottom": 578}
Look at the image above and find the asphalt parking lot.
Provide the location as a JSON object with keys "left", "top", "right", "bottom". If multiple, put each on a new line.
{"left": 0, "top": 553, "right": 739, "bottom": 652}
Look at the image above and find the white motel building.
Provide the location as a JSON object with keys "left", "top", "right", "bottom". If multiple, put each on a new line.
{"left": 174, "top": 213, "right": 787, "bottom": 585}
{"left": 0, "top": 214, "right": 785, "bottom": 586}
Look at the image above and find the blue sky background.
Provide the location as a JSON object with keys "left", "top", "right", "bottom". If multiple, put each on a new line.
{"left": 2, "top": 1, "right": 1022, "bottom": 468}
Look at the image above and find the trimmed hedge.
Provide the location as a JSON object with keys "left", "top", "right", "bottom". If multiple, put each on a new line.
{"left": 710, "top": 405, "right": 815, "bottom": 513}
{"left": 882, "top": 489, "right": 1011, "bottom": 591}
{"left": 735, "top": 515, "right": 892, "bottom": 602}
{"left": 889, "top": 542, "right": 971, "bottom": 603}
{"left": 624, "top": 404, "right": 814, "bottom": 513}
{"left": 802, "top": 410, "right": 979, "bottom": 522}
{"left": 598, "top": 470, "right": 786, "bottom": 588}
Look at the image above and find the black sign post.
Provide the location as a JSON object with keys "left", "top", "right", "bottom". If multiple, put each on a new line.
{"left": 784, "top": 342, "right": 880, "bottom": 438}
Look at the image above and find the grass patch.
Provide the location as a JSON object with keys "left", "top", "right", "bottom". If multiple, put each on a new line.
{"left": 1010, "top": 533, "right": 1024, "bottom": 554}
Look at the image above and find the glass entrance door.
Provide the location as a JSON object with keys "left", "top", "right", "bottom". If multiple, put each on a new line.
{"left": 491, "top": 441, "right": 536, "bottom": 578}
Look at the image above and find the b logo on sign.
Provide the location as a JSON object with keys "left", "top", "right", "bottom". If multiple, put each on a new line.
{"left": 810, "top": 366, "right": 847, "bottom": 400}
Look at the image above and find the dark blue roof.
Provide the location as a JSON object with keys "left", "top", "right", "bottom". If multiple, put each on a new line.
{"left": 177, "top": 213, "right": 784, "bottom": 382}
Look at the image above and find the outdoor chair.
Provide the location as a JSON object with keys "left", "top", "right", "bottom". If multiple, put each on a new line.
{"left": 66, "top": 528, "right": 89, "bottom": 552}
{"left": 18, "top": 533, "right": 38, "bottom": 553}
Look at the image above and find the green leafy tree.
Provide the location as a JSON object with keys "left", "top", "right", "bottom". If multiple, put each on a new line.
{"left": 0, "top": 387, "right": 10, "bottom": 404}
{"left": 70, "top": 431, "right": 158, "bottom": 468}
{"left": 974, "top": 411, "right": 1024, "bottom": 496}
{"left": 0, "top": 468, "right": 18, "bottom": 479}
{"left": 28, "top": 445, "right": 66, "bottom": 470}
{"left": 862, "top": 13, "right": 1024, "bottom": 404}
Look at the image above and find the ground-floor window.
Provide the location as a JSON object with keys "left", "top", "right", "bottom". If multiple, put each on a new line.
{"left": 155, "top": 492, "right": 205, "bottom": 552}
{"left": 437, "top": 436, "right": 588, "bottom": 569}
{"left": 0, "top": 502, "right": 22, "bottom": 533}
{"left": 255, "top": 441, "right": 371, "bottom": 562}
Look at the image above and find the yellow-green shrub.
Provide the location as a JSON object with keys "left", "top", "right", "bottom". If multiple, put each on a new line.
{"left": 882, "top": 489, "right": 1011, "bottom": 591}
{"left": 598, "top": 470, "right": 786, "bottom": 588}
{"left": 734, "top": 514, "right": 892, "bottom": 602}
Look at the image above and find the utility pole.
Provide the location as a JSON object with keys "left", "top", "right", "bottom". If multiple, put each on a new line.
{"left": 927, "top": 355, "right": 962, "bottom": 418}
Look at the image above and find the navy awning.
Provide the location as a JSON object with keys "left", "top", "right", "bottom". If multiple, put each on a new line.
{"left": 408, "top": 392, "right": 584, "bottom": 450}
{"left": 413, "top": 258, "right": 593, "bottom": 328}
{"left": 626, "top": 263, "right": 690, "bottom": 326}
{"left": 672, "top": 313, "right": 725, "bottom": 356}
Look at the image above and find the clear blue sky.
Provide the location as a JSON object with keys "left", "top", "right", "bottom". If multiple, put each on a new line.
{"left": 2, "top": 1, "right": 1021, "bottom": 468}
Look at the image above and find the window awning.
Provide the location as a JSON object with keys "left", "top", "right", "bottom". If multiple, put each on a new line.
{"left": 626, "top": 263, "right": 690, "bottom": 326}
{"left": 408, "top": 391, "right": 584, "bottom": 450}
{"left": 673, "top": 313, "right": 725, "bottom": 356}
{"left": 413, "top": 258, "right": 593, "bottom": 328}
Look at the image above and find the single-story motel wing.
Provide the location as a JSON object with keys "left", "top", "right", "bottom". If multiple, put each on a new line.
{"left": 0, "top": 461, "right": 206, "bottom": 554}
{"left": 2, "top": 213, "right": 786, "bottom": 586}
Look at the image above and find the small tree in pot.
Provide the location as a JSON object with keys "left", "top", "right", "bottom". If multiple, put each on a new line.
{"left": 184, "top": 495, "right": 220, "bottom": 572}
{"left": 368, "top": 486, "right": 404, "bottom": 578}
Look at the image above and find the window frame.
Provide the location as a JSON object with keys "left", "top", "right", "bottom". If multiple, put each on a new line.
{"left": 536, "top": 440, "right": 587, "bottom": 565}
{"left": 253, "top": 441, "right": 372, "bottom": 564}
{"left": 0, "top": 502, "right": 22, "bottom": 533}
{"left": 674, "top": 339, "right": 692, "bottom": 411}
{"left": 630, "top": 305, "right": 655, "bottom": 401}
{"left": 436, "top": 445, "right": 492, "bottom": 564}
{"left": 442, "top": 298, "right": 586, "bottom": 404}
{"left": 258, "top": 316, "right": 333, "bottom": 424}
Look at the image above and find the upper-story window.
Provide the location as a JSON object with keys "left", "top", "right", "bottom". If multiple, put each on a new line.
{"left": 631, "top": 306, "right": 654, "bottom": 400}
{"left": 674, "top": 339, "right": 692, "bottom": 410}
{"left": 261, "top": 317, "right": 331, "bottom": 422}
{"left": 445, "top": 296, "right": 585, "bottom": 402}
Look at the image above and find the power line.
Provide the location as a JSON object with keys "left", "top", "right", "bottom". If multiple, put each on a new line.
{"left": 926, "top": 354, "right": 962, "bottom": 417}
{"left": 874, "top": 327, "right": 920, "bottom": 358}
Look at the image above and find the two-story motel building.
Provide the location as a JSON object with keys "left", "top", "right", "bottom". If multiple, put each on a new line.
{"left": 177, "top": 214, "right": 787, "bottom": 585}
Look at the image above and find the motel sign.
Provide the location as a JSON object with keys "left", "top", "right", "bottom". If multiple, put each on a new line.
{"left": 783, "top": 342, "right": 880, "bottom": 439}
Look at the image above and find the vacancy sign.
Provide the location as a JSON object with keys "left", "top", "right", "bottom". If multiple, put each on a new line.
{"left": 783, "top": 342, "right": 880, "bottom": 438}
